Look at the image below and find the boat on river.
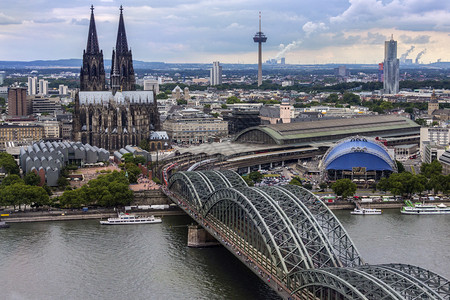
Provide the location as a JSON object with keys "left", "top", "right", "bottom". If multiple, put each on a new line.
{"left": 0, "top": 219, "right": 10, "bottom": 228}
{"left": 100, "top": 212, "right": 162, "bottom": 225}
{"left": 401, "top": 202, "right": 450, "bottom": 215}
{"left": 350, "top": 208, "right": 382, "bottom": 215}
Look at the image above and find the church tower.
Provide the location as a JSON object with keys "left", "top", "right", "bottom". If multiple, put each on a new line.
{"left": 80, "top": 5, "right": 106, "bottom": 91}
{"left": 111, "top": 5, "right": 135, "bottom": 92}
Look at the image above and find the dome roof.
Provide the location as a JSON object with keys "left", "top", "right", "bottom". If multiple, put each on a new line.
{"left": 321, "top": 137, "right": 396, "bottom": 171}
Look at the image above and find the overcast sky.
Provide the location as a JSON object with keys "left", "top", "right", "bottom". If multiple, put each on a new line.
{"left": 1, "top": 0, "right": 449, "bottom": 64}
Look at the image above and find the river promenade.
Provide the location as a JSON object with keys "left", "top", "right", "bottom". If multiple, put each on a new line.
{"left": 2, "top": 208, "right": 185, "bottom": 223}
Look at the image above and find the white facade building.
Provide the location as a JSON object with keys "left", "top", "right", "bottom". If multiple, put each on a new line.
{"left": 27, "top": 76, "right": 38, "bottom": 95}
{"left": 38, "top": 79, "right": 49, "bottom": 95}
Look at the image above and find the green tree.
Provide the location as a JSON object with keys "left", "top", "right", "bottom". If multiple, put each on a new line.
{"left": 1, "top": 174, "right": 23, "bottom": 186}
{"left": 248, "top": 171, "right": 264, "bottom": 184}
{"left": 395, "top": 160, "right": 405, "bottom": 173}
{"left": 139, "top": 139, "right": 150, "bottom": 152}
{"left": 421, "top": 160, "right": 442, "bottom": 177}
{"left": 241, "top": 175, "right": 254, "bottom": 187}
{"left": 331, "top": 179, "right": 357, "bottom": 198}
{"left": 289, "top": 177, "right": 303, "bottom": 186}
{"left": 24, "top": 172, "right": 41, "bottom": 186}
{"left": 414, "top": 118, "right": 426, "bottom": 126}
{"left": 57, "top": 176, "right": 70, "bottom": 189}
{"left": 326, "top": 93, "right": 339, "bottom": 103}
{"left": 152, "top": 177, "right": 161, "bottom": 185}
{"left": 226, "top": 96, "right": 241, "bottom": 104}
{"left": 377, "top": 177, "right": 390, "bottom": 193}
{"left": 0, "top": 152, "right": 20, "bottom": 175}
{"left": 156, "top": 92, "right": 168, "bottom": 99}
{"left": 303, "top": 183, "right": 313, "bottom": 190}
{"left": 221, "top": 104, "right": 227, "bottom": 109}
{"left": 319, "top": 182, "right": 328, "bottom": 190}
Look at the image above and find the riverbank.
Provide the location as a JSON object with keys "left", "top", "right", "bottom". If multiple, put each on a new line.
{"left": 2, "top": 208, "right": 186, "bottom": 223}
{"left": 326, "top": 200, "right": 450, "bottom": 210}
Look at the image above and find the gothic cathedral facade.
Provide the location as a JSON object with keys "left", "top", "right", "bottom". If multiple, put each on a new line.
{"left": 73, "top": 6, "right": 160, "bottom": 151}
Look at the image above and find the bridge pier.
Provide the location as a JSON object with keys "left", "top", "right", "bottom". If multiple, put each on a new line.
{"left": 187, "top": 224, "right": 220, "bottom": 248}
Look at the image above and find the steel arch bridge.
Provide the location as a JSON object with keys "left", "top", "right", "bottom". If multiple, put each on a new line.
{"left": 165, "top": 170, "right": 449, "bottom": 300}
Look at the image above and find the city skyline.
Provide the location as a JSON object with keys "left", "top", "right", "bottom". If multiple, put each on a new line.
{"left": 0, "top": 0, "right": 449, "bottom": 64}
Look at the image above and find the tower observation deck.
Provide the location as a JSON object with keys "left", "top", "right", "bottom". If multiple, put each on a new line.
{"left": 253, "top": 12, "right": 267, "bottom": 87}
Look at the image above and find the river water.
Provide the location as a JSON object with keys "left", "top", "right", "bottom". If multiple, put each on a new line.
{"left": 0, "top": 209, "right": 449, "bottom": 300}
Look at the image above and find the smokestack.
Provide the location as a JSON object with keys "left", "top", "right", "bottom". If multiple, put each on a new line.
{"left": 400, "top": 46, "right": 415, "bottom": 62}
{"left": 415, "top": 49, "right": 427, "bottom": 64}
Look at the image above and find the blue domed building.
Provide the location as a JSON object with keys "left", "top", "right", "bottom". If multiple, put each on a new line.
{"left": 320, "top": 136, "right": 397, "bottom": 183}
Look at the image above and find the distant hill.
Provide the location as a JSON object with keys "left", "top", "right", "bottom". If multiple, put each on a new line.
{"left": 0, "top": 59, "right": 448, "bottom": 70}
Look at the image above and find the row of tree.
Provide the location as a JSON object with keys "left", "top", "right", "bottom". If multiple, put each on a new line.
{"left": 0, "top": 173, "right": 51, "bottom": 209}
{"left": 377, "top": 160, "right": 449, "bottom": 196}
{"left": 58, "top": 171, "right": 133, "bottom": 208}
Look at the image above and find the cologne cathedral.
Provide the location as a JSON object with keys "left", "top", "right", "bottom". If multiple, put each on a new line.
{"left": 73, "top": 6, "right": 160, "bottom": 151}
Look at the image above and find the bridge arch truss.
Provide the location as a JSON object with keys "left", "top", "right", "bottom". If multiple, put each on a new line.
{"left": 167, "top": 170, "right": 449, "bottom": 299}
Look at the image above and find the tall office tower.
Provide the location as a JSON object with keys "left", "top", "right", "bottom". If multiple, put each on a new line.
{"left": 210, "top": 61, "right": 222, "bottom": 86}
{"left": 383, "top": 36, "right": 399, "bottom": 94}
{"left": 80, "top": 5, "right": 106, "bottom": 91}
{"left": 253, "top": 12, "right": 267, "bottom": 87}
{"left": 0, "top": 71, "right": 5, "bottom": 85}
{"left": 38, "top": 79, "right": 48, "bottom": 95}
{"left": 280, "top": 57, "right": 285, "bottom": 65}
{"left": 27, "top": 76, "right": 37, "bottom": 95}
{"left": 8, "top": 87, "right": 29, "bottom": 117}
{"left": 111, "top": 5, "right": 135, "bottom": 93}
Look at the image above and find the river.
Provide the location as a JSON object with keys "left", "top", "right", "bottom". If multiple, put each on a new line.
{"left": 0, "top": 209, "right": 449, "bottom": 300}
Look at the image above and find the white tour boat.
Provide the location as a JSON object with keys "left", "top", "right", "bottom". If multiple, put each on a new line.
{"left": 401, "top": 202, "right": 450, "bottom": 215}
{"left": 100, "top": 212, "right": 162, "bottom": 225}
{"left": 350, "top": 208, "right": 382, "bottom": 215}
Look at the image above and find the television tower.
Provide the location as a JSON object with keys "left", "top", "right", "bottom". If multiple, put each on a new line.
{"left": 253, "top": 12, "right": 267, "bottom": 87}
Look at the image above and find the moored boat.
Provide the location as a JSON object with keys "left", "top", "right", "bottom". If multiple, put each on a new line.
{"left": 401, "top": 202, "right": 450, "bottom": 215}
{"left": 350, "top": 208, "right": 382, "bottom": 215}
{"left": 100, "top": 212, "right": 162, "bottom": 225}
{"left": 0, "top": 219, "right": 10, "bottom": 228}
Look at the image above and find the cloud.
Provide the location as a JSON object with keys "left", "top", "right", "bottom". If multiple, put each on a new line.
{"left": 71, "top": 18, "right": 89, "bottom": 26}
{"left": 329, "top": 0, "right": 450, "bottom": 32}
{"left": 399, "top": 34, "right": 431, "bottom": 44}
{"left": 0, "top": 12, "right": 21, "bottom": 25}
{"left": 34, "top": 18, "right": 65, "bottom": 24}
{"left": 302, "top": 21, "right": 328, "bottom": 37}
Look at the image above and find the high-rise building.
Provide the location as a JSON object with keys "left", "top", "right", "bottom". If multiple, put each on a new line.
{"left": 8, "top": 87, "right": 30, "bottom": 117}
{"left": 80, "top": 5, "right": 106, "bottom": 91}
{"left": 58, "top": 84, "right": 68, "bottom": 95}
{"left": 210, "top": 61, "right": 222, "bottom": 86}
{"left": 27, "top": 76, "right": 37, "bottom": 95}
{"left": 38, "top": 79, "right": 48, "bottom": 95}
{"left": 280, "top": 57, "right": 285, "bottom": 65}
{"left": 111, "top": 5, "right": 135, "bottom": 93}
{"left": 0, "top": 71, "right": 5, "bottom": 85}
{"left": 253, "top": 12, "right": 267, "bottom": 87}
{"left": 383, "top": 36, "right": 399, "bottom": 94}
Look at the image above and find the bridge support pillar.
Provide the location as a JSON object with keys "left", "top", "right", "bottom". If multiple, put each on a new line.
{"left": 187, "top": 224, "right": 220, "bottom": 248}
{"left": 247, "top": 167, "right": 251, "bottom": 174}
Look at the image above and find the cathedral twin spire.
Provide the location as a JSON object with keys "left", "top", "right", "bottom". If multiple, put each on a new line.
{"left": 80, "top": 5, "right": 135, "bottom": 92}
